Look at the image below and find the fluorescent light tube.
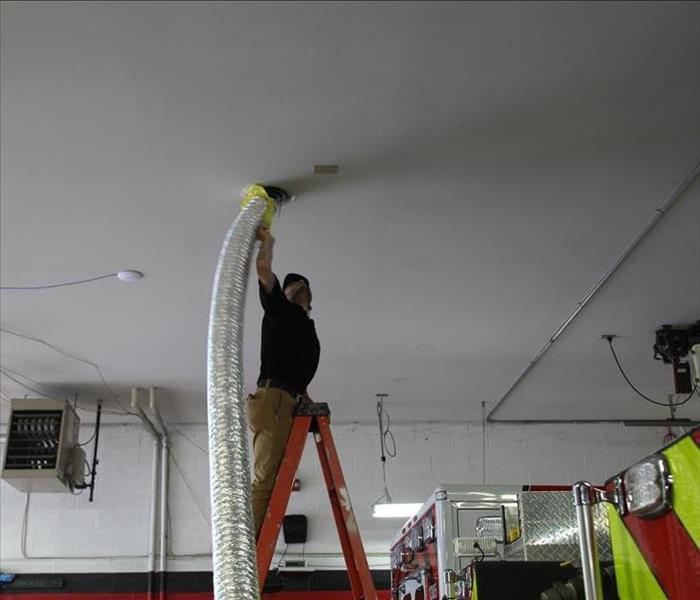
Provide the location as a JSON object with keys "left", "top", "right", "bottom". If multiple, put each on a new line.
{"left": 372, "top": 503, "right": 423, "bottom": 518}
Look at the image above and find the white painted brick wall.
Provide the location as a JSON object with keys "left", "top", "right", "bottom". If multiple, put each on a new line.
{"left": 0, "top": 420, "right": 671, "bottom": 573}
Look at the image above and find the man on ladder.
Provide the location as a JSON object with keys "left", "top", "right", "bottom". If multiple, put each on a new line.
{"left": 249, "top": 224, "right": 320, "bottom": 540}
{"left": 250, "top": 225, "right": 377, "bottom": 600}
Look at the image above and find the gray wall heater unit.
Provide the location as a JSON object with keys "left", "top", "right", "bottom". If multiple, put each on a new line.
{"left": 1, "top": 398, "right": 84, "bottom": 493}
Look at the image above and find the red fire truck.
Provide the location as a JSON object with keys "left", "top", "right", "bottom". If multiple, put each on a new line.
{"left": 390, "top": 427, "right": 699, "bottom": 600}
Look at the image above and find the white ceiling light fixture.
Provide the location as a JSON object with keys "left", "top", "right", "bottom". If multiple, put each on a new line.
{"left": 117, "top": 270, "right": 144, "bottom": 282}
{"left": 0, "top": 269, "right": 145, "bottom": 291}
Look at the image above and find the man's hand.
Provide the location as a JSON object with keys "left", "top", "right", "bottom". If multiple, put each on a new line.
{"left": 256, "top": 226, "right": 274, "bottom": 244}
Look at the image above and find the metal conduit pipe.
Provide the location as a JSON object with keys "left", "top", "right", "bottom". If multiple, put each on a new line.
{"left": 132, "top": 388, "right": 163, "bottom": 440}
{"left": 147, "top": 439, "right": 161, "bottom": 600}
{"left": 149, "top": 387, "right": 169, "bottom": 600}
{"left": 131, "top": 387, "right": 162, "bottom": 600}
{"left": 207, "top": 196, "right": 269, "bottom": 600}
{"left": 487, "top": 161, "right": 700, "bottom": 422}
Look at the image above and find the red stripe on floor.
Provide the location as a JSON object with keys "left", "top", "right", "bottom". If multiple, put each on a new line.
{"left": 1, "top": 593, "right": 392, "bottom": 599}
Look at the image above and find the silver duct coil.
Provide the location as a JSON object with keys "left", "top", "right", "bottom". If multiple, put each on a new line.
{"left": 207, "top": 196, "right": 267, "bottom": 600}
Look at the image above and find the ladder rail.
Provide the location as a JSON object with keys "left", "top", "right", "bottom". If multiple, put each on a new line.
{"left": 256, "top": 415, "right": 311, "bottom": 588}
{"left": 314, "top": 429, "right": 365, "bottom": 596}
{"left": 255, "top": 408, "right": 377, "bottom": 600}
{"left": 316, "top": 416, "right": 377, "bottom": 600}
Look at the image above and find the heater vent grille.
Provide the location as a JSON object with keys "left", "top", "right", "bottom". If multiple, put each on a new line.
{"left": 2, "top": 399, "right": 81, "bottom": 493}
{"left": 4, "top": 410, "right": 63, "bottom": 470}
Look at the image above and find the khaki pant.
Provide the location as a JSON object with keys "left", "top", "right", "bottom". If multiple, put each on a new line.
{"left": 246, "top": 386, "right": 296, "bottom": 539}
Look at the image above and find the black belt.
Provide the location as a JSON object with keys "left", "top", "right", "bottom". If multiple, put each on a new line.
{"left": 257, "top": 378, "right": 300, "bottom": 399}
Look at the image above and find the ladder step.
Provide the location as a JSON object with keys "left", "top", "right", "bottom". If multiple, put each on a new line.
{"left": 293, "top": 402, "right": 331, "bottom": 417}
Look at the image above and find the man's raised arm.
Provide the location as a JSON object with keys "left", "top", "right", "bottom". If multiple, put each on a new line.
{"left": 256, "top": 226, "right": 276, "bottom": 293}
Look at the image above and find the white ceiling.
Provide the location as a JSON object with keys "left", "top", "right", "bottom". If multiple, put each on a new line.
{"left": 1, "top": 1, "right": 699, "bottom": 424}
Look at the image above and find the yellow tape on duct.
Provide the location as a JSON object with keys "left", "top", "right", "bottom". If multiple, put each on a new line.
{"left": 606, "top": 504, "right": 666, "bottom": 600}
{"left": 241, "top": 184, "right": 276, "bottom": 228}
{"left": 662, "top": 436, "right": 700, "bottom": 547}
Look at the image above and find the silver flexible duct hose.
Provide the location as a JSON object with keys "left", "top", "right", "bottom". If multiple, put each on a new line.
{"left": 207, "top": 196, "right": 267, "bottom": 600}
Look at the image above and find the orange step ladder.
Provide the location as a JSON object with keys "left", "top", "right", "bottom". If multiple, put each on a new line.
{"left": 256, "top": 402, "right": 378, "bottom": 600}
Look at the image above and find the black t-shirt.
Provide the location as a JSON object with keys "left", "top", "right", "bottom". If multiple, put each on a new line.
{"left": 258, "top": 276, "right": 320, "bottom": 395}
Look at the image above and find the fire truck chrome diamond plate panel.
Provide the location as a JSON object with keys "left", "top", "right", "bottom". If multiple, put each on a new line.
{"left": 520, "top": 491, "right": 612, "bottom": 562}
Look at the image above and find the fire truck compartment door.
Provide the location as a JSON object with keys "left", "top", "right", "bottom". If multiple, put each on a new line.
{"left": 456, "top": 508, "right": 502, "bottom": 571}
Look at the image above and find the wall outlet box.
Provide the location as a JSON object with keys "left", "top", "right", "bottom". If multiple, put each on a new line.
{"left": 284, "top": 560, "right": 306, "bottom": 568}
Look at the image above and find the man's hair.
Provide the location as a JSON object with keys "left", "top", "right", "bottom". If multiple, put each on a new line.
{"left": 283, "top": 273, "right": 310, "bottom": 289}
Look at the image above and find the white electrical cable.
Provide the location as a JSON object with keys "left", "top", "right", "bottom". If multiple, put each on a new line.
{"left": 0, "top": 364, "right": 45, "bottom": 386}
{"left": 0, "top": 270, "right": 143, "bottom": 290}
{"left": 12, "top": 422, "right": 386, "bottom": 566}
{"left": 170, "top": 450, "right": 211, "bottom": 526}
{"left": 18, "top": 492, "right": 152, "bottom": 560}
{"left": 0, "top": 367, "right": 67, "bottom": 403}
{"left": 0, "top": 327, "right": 132, "bottom": 414}
{"left": 20, "top": 493, "right": 30, "bottom": 559}
{"left": 1, "top": 386, "right": 14, "bottom": 403}
{"left": 0, "top": 366, "right": 127, "bottom": 415}
{"left": 11, "top": 422, "right": 204, "bottom": 563}
{"left": 373, "top": 396, "right": 397, "bottom": 505}
{"left": 1, "top": 273, "right": 118, "bottom": 290}
{"left": 0, "top": 365, "right": 94, "bottom": 411}
{"left": 162, "top": 418, "right": 208, "bottom": 455}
